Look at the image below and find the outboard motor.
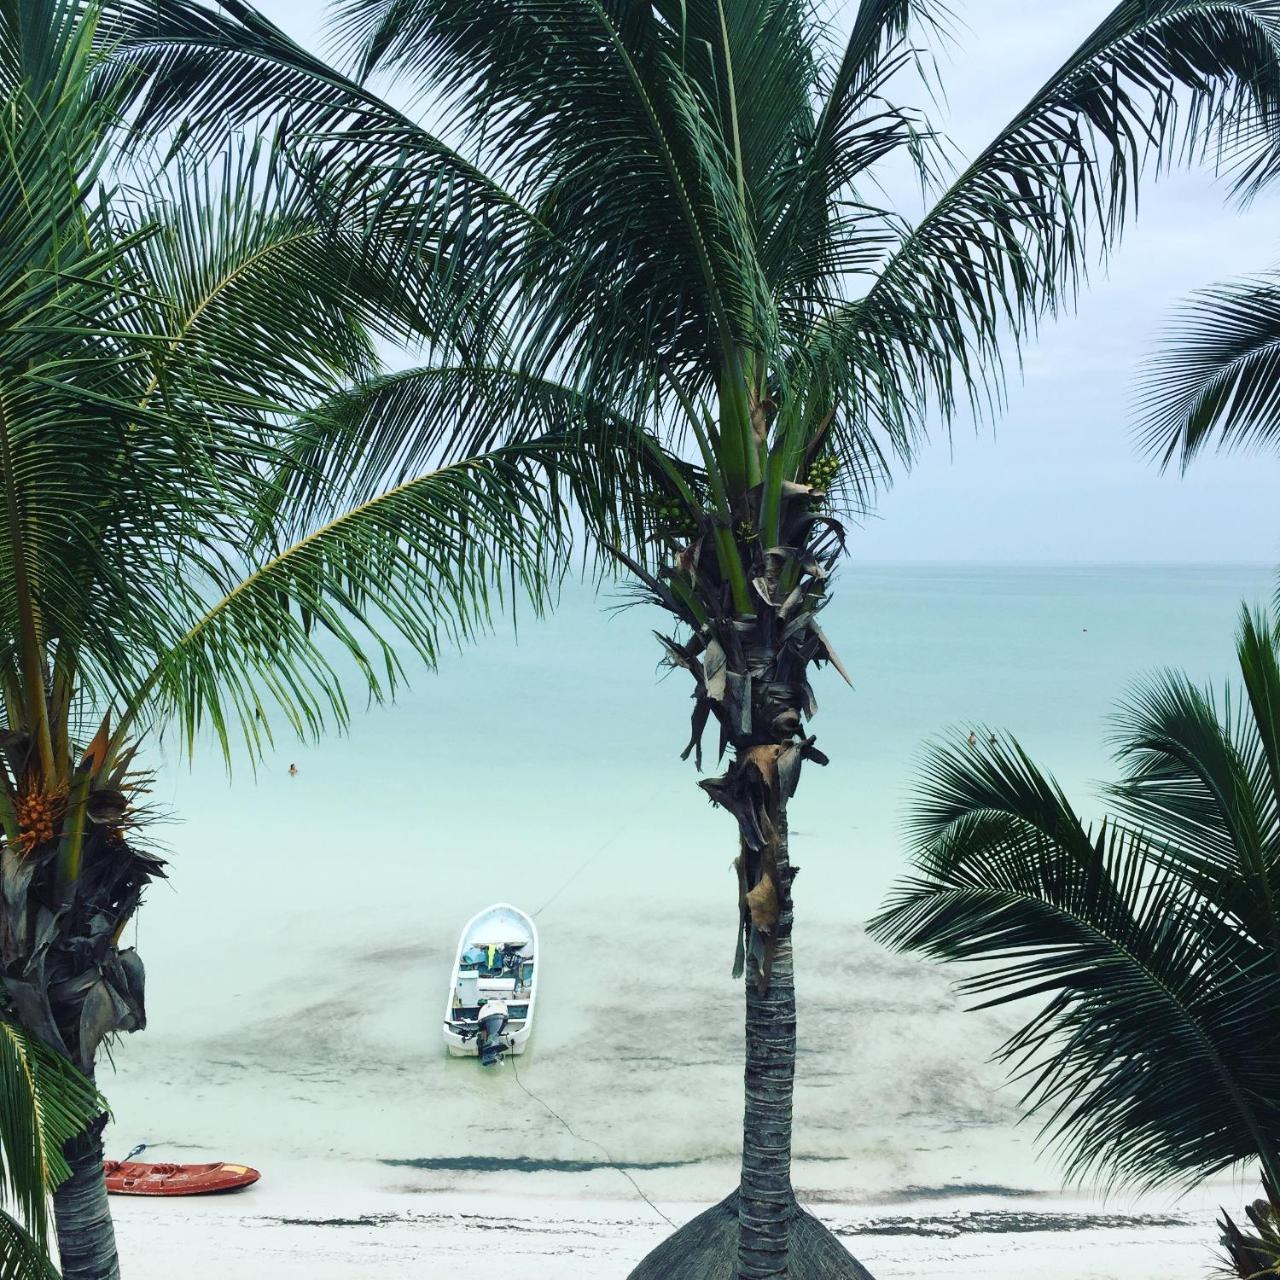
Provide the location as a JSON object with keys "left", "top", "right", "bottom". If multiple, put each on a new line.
{"left": 476, "top": 998, "right": 510, "bottom": 1068}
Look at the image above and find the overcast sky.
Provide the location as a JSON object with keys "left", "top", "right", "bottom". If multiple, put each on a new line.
{"left": 256, "top": 0, "right": 1280, "bottom": 562}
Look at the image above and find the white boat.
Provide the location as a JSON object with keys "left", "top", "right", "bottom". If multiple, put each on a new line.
{"left": 442, "top": 903, "right": 538, "bottom": 1066}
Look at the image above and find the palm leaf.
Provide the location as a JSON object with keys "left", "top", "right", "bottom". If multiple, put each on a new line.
{"left": 825, "top": 0, "right": 1280, "bottom": 434}
{"left": 0, "top": 1020, "right": 106, "bottom": 1250}
{"left": 99, "top": 0, "right": 435, "bottom": 149}
{"left": 267, "top": 363, "right": 687, "bottom": 547}
{"left": 763, "top": 0, "right": 948, "bottom": 306}
{"left": 1134, "top": 269, "right": 1280, "bottom": 468}
{"left": 1106, "top": 607, "right": 1280, "bottom": 950}
{"left": 0, "top": 1214, "right": 57, "bottom": 1280}
{"left": 0, "top": 0, "right": 172, "bottom": 778}
{"left": 119, "top": 346, "right": 701, "bottom": 762}
{"left": 872, "top": 736, "right": 1280, "bottom": 1192}
{"left": 331, "top": 0, "right": 774, "bottom": 421}
{"left": 121, "top": 443, "right": 561, "bottom": 760}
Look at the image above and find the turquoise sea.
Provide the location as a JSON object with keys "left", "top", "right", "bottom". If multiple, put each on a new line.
{"left": 106, "top": 563, "right": 1277, "bottom": 1275}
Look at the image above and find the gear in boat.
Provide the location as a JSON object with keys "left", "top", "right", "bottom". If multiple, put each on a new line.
{"left": 443, "top": 904, "right": 537, "bottom": 1067}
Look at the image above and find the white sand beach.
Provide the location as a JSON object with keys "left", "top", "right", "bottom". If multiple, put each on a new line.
{"left": 108, "top": 1170, "right": 1231, "bottom": 1279}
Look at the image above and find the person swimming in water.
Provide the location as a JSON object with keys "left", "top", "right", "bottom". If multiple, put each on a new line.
{"left": 288, "top": 763, "right": 298, "bottom": 777}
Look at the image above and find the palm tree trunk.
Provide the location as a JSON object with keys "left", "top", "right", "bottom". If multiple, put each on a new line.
{"left": 737, "top": 809, "right": 796, "bottom": 1279}
{"left": 52, "top": 1110, "right": 120, "bottom": 1280}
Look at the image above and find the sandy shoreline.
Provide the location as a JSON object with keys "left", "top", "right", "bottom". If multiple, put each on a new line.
{"left": 107, "top": 1161, "right": 1229, "bottom": 1280}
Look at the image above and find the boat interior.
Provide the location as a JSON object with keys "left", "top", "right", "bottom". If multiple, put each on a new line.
{"left": 451, "top": 936, "right": 535, "bottom": 1024}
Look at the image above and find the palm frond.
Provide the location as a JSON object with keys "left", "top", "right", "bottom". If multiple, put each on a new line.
{"left": 127, "top": 443, "right": 561, "bottom": 761}
{"left": 828, "top": 0, "right": 1280, "bottom": 433}
{"left": 1134, "top": 269, "right": 1280, "bottom": 468}
{"left": 762, "top": 0, "right": 948, "bottom": 306}
{"left": 99, "top": 0, "right": 409, "bottom": 147}
{"left": 0, "top": 1213, "right": 57, "bottom": 1280}
{"left": 0, "top": 1020, "right": 105, "bottom": 1250}
{"left": 1238, "top": 604, "right": 1280, "bottom": 810}
{"left": 1106, "top": 608, "right": 1280, "bottom": 949}
{"left": 112, "top": 343, "right": 704, "bottom": 762}
{"left": 99, "top": 0, "right": 535, "bottom": 319}
{"left": 872, "top": 736, "right": 1280, "bottom": 1192}
{"left": 267, "top": 363, "right": 685, "bottom": 555}
{"left": 0, "top": 0, "right": 171, "bottom": 772}
{"left": 126, "top": 138, "right": 379, "bottom": 405}
{"left": 332, "top": 0, "right": 774, "bottom": 407}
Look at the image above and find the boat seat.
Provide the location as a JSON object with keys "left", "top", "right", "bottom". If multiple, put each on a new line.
{"left": 453, "top": 1004, "right": 529, "bottom": 1022}
{"left": 477, "top": 978, "right": 516, "bottom": 993}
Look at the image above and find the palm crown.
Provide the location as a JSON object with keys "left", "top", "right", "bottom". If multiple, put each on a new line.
{"left": 109, "top": 1, "right": 1280, "bottom": 521}
{"left": 104, "top": 0, "right": 1280, "bottom": 933}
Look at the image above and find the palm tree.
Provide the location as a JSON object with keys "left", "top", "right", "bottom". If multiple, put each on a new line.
{"left": 102, "top": 1, "right": 1280, "bottom": 1275}
{"left": 0, "top": 1020, "right": 105, "bottom": 1279}
{"left": 1136, "top": 267, "right": 1280, "bottom": 468}
{"left": 2, "top": 3, "right": 655, "bottom": 1275}
{"left": 871, "top": 602, "right": 1280, "bottom": 1278}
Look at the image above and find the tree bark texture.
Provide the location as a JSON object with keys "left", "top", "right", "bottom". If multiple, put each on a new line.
{"left": 688, "top": 626, "right": 822, "bottom": 1275}
{"left": 738, "top": 810, "right": 796, "bottom": 1278}
{"left": 51, "top": 1108, "right": 120, "bottom": 1280}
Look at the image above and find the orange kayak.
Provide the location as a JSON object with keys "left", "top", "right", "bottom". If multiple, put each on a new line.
{"left": 103, "top": 1160, "right": 260, "bottom": 1196}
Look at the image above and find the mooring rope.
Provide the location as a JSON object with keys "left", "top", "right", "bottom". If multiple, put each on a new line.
{"left": 531, "top": 780, "right": 666, "bottom": 919}
{"left": 507, "top": 1053, "right": 676, "bottom": 1228}
{"left": 515, "top": 778, "right": 679, "bottom": 1228}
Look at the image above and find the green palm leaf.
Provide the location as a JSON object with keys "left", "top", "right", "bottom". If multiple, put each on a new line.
{"left": 0, "top": 1214, "right": 57, "bottom": 1280}
{"left": 1135, "top": 270, "right": 1280, "bottom": 467}
{"left": 1106, "top": 607, "right": 1280, "bottom": 949}
{"left": 98, "top": 0, "right": 541, "bottom": 295}
{"left": 129, "top": 444, "right": 561, "bottom": 760}
{"left": 268, "top": 363, "right": 687, "bottom": 544}
{"left": 109, "top": 356, "right": 683, "bottom": 761}
{"left": 0, "top": 1020, "right": 106, "bottom": 1251}
{"left": 825, "top": 0, "right": 1280, "bottom": 434}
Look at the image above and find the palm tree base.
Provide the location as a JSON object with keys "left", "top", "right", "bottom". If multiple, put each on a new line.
{"left": 626, "top": 1190, "right": 876, "bottom": 1279}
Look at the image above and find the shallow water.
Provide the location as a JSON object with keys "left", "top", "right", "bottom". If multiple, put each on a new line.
{"left": 107, "top": 563, "right": 1276, "bottom": 1273}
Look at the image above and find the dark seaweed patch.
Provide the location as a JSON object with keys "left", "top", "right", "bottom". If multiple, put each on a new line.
{"left": 833, "top": 1211, "right": 1189, "bottom": 1238}
{"left": 380, "top": 1155, "right": 696, "bottom": 1174}
{"left": 274, "top": 1214, "right": 397, "bottom": 1228}
{"left": 876, "top": 1183, "right": 1041, "bottom": 1203}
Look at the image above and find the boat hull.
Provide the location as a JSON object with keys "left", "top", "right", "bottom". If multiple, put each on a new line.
{"left": 443, "top": 902, "right": 538, "bottom": 1060}
{"left": 103, "top": 1161, "right": 260, "bottom": 1196}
